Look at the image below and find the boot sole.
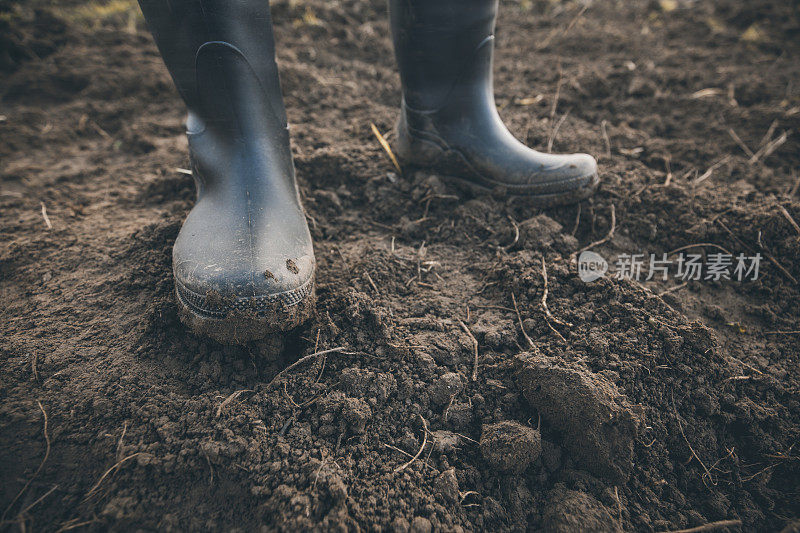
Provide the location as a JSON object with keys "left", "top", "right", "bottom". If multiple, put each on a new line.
{"left": 397, "top": 128, "right": 600, "bottom": 207}
{"left": 406, "top": 163, "right": 600, "bottom": 208}
{"left": 175, "top": 274, "right": 316, "bottom": 344}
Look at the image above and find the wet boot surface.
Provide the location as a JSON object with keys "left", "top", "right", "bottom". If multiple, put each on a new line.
{"left": 1, "top": 0, "right": 799, "bottom": 531}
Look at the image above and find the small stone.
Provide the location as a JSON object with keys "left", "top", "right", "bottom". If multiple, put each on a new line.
{"left": 410, "top": 516, "right": 432, "bottom": 533}
{"left": 429, "top": 372, "right": 464, "bottom": 406}
{"left": 480, "top": 421, "right": 542, "bottom": 473}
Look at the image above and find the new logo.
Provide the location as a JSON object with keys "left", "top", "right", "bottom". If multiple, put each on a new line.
{"left": 578, "top": 251, "right": 608, "bottom": 283}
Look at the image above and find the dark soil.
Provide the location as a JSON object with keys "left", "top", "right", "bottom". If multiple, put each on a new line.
{"left": 2, "top": 0, "right": 800, "bottom": 531}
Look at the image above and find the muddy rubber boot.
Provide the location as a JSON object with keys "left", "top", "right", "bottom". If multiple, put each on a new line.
{"left": 389, "top": 0, "right": 599, "bottom": 206}
{"left": 139, "top": 0, "right": 315, "bottom": 343}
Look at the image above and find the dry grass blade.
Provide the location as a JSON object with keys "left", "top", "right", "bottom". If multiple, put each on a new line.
{"left": 550, "top": 64, "right": 563, "bottom": 119}
{"left": 601, "top": 120, "right": 611, "bottom": 159}
{"left": 56, "top": 518, "right": 100, "bottom": 533}
{"left": 693, "top": 156, "right": 730, "bottom": 186}
{"left": 370, "top": 123, "right": 402, "bottom": 173}
{"left": 788, "top": 175, "right": 800, "bottom": 198}
{"left": 364, "top": 271, "right": 380, "bottom": 294}
{"left": 384, "top": 443, "right": 435, "bottom": 471}
{"left": 715, "top": 220, "right": 797, "bottom": 284}
{"left": 537, "top": 3, "right": 590, "bottom": 50}
{"left": 667, "top": 242, "right": 733, "bottom": 257}
{"left": 21, "top": 485, "right": 59, "bottom": 516}
{"left": 504, "top": 216, "right": 520, "bottom": 251}
{"left": 690, "top": 88, "right": 723, "bottom": 99}
{"left": 749, "top": 131, "right": 788, "bottom": 164}
{"left": 727, "top": 128, "right": 754, "bottom": 158}
{"left": 658, "top": 282, "right": 688, "bottom": 297}
{"left": 758, "top": 119, "right": 778, "bottom": 148}
{"left": 547, "top": 111, "right": 570, "bottom": 153}
{"left": 41, "top": 203, "right": 52, "bottom": 229}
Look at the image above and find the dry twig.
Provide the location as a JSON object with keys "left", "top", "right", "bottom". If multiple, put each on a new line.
{"left": 458, "top": 320, "right": 479, "bottom": 381}
{"left": 2, "top": 401, "right": 51, "bottom": 521}
{"left": 672, "top": 393, "right": 716, "bottom": 488}
{"left": 267, "top": 347, "right": 347, "bottom": 389}
{"left": 537, "top": 4, "right": 590, "bottom": 50}
{"left": 364, "top": 271, "right": 380, "bottom": 294}
{"left": 778, "top": 205, "right": 800, "bottom": 236}
{"left": 658, "top": 282, "right": 688, "bottom": 297}
{"left": 216, "top": 389, "right": 253, "bottom": 418}
{"left": 660, "top": 519, "right": 742, "bottom": 533}
{"left": 574, "top": 204, "right": 616, "bottom": 259}
{"left": 394, "top": 417, "right": 428, "bottom": 473}
{"left": 541, "top": 258, "right": 573, "bottom": 327}
{"left": 511, "top": 292, "right": 535, "bottom": 349}
{"left": 85, "top": 453, "right": 142, "bottom": 499}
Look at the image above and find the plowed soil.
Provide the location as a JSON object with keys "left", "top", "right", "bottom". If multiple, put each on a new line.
{"left": 1, "top": 0, "right": 799, "bottom": 531}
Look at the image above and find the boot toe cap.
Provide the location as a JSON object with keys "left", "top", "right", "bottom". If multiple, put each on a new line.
{"left": 174, "top": 253, "right": 315, "bottom": 319}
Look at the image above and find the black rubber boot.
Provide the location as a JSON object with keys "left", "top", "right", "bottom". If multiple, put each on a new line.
{"left": 389, "top": 0, "right": 599, "bottom": 205}
{"left": 139, "top": 0, "right": 315, "bottom": 343}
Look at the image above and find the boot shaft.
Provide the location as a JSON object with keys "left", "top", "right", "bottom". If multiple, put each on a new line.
{"left": 138, "top": 0, "right": 288, "bottom": 140}
{"left": 389, "top": 0, "right": 498, "bottom": 111}
{"left": 138, "top": 0, "right": 296, "bottom": 199}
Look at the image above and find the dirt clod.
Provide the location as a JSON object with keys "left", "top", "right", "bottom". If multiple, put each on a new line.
{"left": 428, "top": 371, "right": 464, "bottom": 406}
{"left": 541, "top": 486, "right": 619, "bottom": 533}
{"left": 341, "top": 397, "right": 371, "bottom": 434}
{"left": 434, "top": 468, "right": 460, "bottom": 504}
{"left": 480, "top": 420, "right": 543, "bottom": 473}
{"left": 516, "top": 353, "right": 641, "bottom": 483}
{"left": 410, "top": 516, "right": 432, "bottom": 533}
